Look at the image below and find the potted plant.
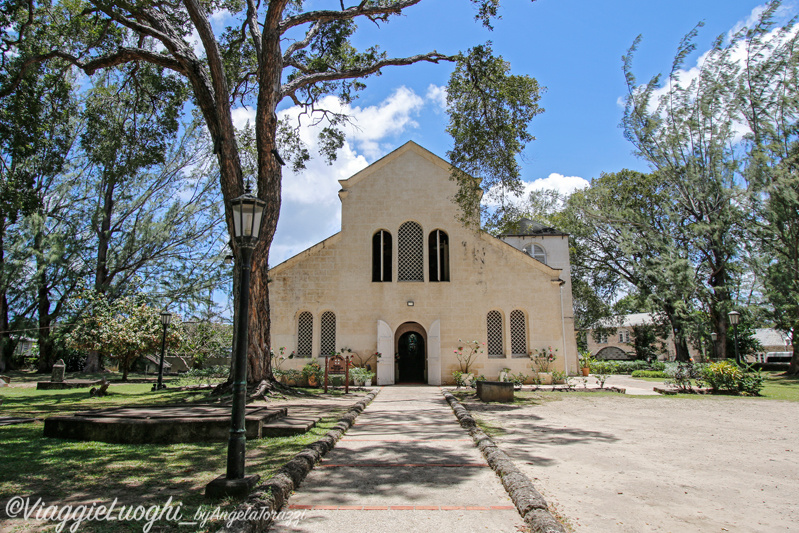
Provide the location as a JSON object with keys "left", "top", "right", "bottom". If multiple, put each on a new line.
{"left": 352, "top": 367, "right": 375, "bottom": 387}
{"left": 578, "top": 351, "right": 594, "bottom": 377}
{"left": 530, "top": 346, "right": 557, "bottom": 385}
{"left": 301, "top": 361, "right": 322, "bottom": 387}
{"left": 499, "top": 367, "right": 512, "bottom": 382}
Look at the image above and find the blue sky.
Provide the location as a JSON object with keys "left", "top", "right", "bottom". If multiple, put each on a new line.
{"left": 231, "top": 0, "right": 795, "bottom": 266}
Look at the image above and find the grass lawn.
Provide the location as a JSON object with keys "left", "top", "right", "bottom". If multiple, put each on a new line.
{"left": 633, "top": 371, "right": 799, "bottom": 401}
{"left": 0, "top": 381, "right": 361, "bottom": 532}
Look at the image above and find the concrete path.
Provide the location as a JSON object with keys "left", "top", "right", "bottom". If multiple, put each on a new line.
{"left": 271, "top": 386, "right": 526, "bottom": 533}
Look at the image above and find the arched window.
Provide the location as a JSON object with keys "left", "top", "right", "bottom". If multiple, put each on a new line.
{"left": 428, "top": 229, "right": 450, "bottom": 282}
{"left": 398, "top": 221, "right": 423, "bottom": 282}
{"left": 523, "top": 243, "right": 547, "bottom": 264}
{"left": 320, "top": 311, "right": 336, "bottom": 357}
{"left": 372, "top": 230, "right": 392, "bottom": 282}
{"left": 510, "top": 310, "right": 527, "bottom": 357}
{"left": 487, "top": 310, "right": 504, "bottom": 358}
{"left": 296, "top": 312, "right": 313, "bottom": 357}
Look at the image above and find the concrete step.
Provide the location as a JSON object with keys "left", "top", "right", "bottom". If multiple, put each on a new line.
{"left": 260, "top": 416, "right": 320, "bottom": 437}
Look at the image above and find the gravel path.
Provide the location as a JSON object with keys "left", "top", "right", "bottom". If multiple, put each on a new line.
{"left": 462, "top": 394, "right": 798, "bottom": 532}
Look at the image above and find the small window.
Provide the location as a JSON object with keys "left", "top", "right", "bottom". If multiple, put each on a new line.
{"left": 619, "top": 330, "right": 630, "bottom": 343}
{"left": 428, "top": 230, "right": 450, "bottom": 282}
{"left": 372, "top": 230, "right": 392, "bottom": 282}
{"left": 398, "top": 221, "right": 424, "bottom": 282}
{"left": 510, "top": 310, "right": 527, "bottom": 357}
{"left": 599, "top": 334, "right": 608, "bottom": 344}
{"left": 320, "top": 311, "right": 336, "bottom": 357}
{"left": 524, "top": 243, "right": 547, "bottom": 264}
{"left": 487, "top": 310, "right": 504, "bottom": 358}
{"left": 296, "top": 312, "right": 313, "bottom": 357}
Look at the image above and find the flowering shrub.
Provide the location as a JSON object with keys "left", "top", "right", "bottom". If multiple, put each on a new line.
{"left": 454, "top": 339, "right": 484, "bottom": 373}
{"left": 530, "top": 346, "right": 557, "bottom": 373}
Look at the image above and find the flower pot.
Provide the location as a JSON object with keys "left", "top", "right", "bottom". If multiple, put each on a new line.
{"left": 499, "top": 371, "right": 509, "bottom": 382}
{"left": 538, "top": 372, "right": 553, "bottom": 385}
{"left": 581, "top": 367, "right": 590, "bottom": 377}
{"left": 364, "top": 379, "right": 372, "bottom": 387}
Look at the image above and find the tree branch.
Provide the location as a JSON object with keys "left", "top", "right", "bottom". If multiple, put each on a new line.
{"left": 281, "top": 51, "right": 454, "bottom": 97}
{"left": 279, "top": 0, "right": 423, "bottom": 33}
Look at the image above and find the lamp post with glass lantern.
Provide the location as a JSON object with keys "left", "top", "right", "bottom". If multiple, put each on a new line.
{"left": 710, "top": 332, "right": 718, "bottom": 360}
{"left": 206, "top": 186, "right": 266, "bottom": 499}
{"left": 728, "top": 311, "right": 741, "bottom": 365}
{"left": 153, "top": 311, "right": 172, "bottom": 391}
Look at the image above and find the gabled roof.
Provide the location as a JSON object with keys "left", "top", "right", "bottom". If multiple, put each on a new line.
{"left": 338, "top": 140, "right": 481, "bottom": 191}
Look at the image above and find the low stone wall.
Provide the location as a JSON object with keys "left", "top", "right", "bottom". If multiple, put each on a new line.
{"left": 442, "top": 390, "right": 566, "bottom": 533}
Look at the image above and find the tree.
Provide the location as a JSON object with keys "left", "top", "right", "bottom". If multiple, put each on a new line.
{"left": 67, "top": 291, "right": 183, "bottom": 380}
{"left": 77, "top": 68, "right": 226, "bottom": 371}
{"left": 2, "top": 0, "right": 541, "bottom": 383}
{"left": 0, "top": 53, "right": 79, "bottom": 372}
{"left": 622, "top": 23, "right": 751, "bottom": 360}
{"left": 732, "top": 2, "right": 799, "bottom": 373}
{"left": 560, "top": 169, "right": 699, "bottom": 360}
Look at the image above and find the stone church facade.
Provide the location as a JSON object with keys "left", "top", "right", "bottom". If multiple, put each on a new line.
{"left": 268, "top": 142, "right": 578, "bottom": 385}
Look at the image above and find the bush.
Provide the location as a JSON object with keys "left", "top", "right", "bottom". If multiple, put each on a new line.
{"left": 589, "top": 359, "right": 660, "bottom": 375}
{"left": 631, "top": 370, "right": 668, "bottom": 378}
{"left": 701, "top": 361, "right": 741, "bottom": 392}
{"left": 701, "top": 360, "right": 764, "bottom": 396}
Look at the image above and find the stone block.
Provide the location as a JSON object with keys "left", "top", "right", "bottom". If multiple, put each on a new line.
{"left": 477, "top": 380, "right": 514, "bottom": 402}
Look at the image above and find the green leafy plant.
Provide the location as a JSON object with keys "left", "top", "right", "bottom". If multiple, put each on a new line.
{"left": 578, "top": 350, "right": 595, "bottom": 369}
{"left": 301, "top": 361, "right": 323, "bottom": 386}
{"left": 552, "top": 370, "right": 567, "bottom": 384}
{"left": 631, "top": 370, "right": 668, "bottom": 378}
{"left": 350, "top": 367, "right": 375, "bottom": 385}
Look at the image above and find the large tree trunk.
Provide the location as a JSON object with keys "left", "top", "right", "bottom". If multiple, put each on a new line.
{"left": 789, "top": 326, "right": 798, "bottom": 375}
{"left": 83, "top": 178, "right": 115, "bottom": 374}
{"left": 35, "top": 231, "right": 54, "bottom": 373}
{"left": 0, "top": 218, "right": 13, "bottom": 372}
{"left": 0, "top": 292, "right": 13, "bottom": 372}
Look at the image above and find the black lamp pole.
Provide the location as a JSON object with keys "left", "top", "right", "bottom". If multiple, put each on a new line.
{"left": 729, "top": 311, "right": 741, "bottom": 365}
{"left": 153, "top": 311, "right": 172, "bottom": 391}
{"left": 206, "top": 186, "right": 266, "bottom": 500}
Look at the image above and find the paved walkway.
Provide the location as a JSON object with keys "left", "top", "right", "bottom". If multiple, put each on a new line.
{"left": 272, "top": 386, "right": 525, "bottom": 533}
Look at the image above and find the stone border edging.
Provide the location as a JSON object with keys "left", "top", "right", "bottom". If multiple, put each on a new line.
{"left": 221, "top": 389, "right": 380, "bottom": 533}
{"left": 441, "top": 390, "right": 566, "bottom": 533}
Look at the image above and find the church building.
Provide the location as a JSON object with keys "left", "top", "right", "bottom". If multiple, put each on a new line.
{"left": 268, "top": 142, "right": 578, "bottom": 385}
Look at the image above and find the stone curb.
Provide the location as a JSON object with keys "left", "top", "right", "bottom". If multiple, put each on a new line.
{"left": 441, "top": 390, "right": 566, "bottom": 533}
{"left": 220, "top": 389, "right": 380, "bottom": 533}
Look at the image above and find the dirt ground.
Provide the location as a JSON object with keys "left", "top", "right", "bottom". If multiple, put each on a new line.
{"left": 462, "top": 393, "right": 798, "bottom": 533}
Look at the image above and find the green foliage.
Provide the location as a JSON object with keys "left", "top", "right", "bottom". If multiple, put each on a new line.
{"left": 349, "top": 366, "right": 374, "bottom": 384}
{"left": 175, "top": 322, "right": 233, "bottom": 369}
{"left": 701, "top": 360, "right": 764, "bottom": 395}
{"left": 447, "top": 43, "right": 544, "bottom": 227}
{"left": 66, "top": 291, "right": 183, "bottom": 380}
{"left": 631, "top": 370, "right": 668, "bottom": 378}
{"left": 301, "top": 360, "right": 323, "bottom": 385}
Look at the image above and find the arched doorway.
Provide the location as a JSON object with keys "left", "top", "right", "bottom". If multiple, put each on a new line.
{"left": 395, "top": 322, "right": 427, "bottom": 383}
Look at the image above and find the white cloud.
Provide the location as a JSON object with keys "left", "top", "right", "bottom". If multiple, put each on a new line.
{"left": 482, "top": 173, "right": 589, "bottom": 208}
{"left": 260, "top": 86, "right": 437, "bottom": 264}
{"left": 426, "top": 84, "right": 448, "bottom": 111}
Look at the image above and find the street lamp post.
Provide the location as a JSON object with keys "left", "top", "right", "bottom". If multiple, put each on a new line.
{"left": 728, "top": 311, "right": 741, "bottom": 365}
{"left": 153, "top": 311, "right": 172, "bottom": 391}
{"left": 206, "top": 186, "right": 266, "bottom": 499}
{"left": 710, "top": 332, "right": 718, "bottom": 360}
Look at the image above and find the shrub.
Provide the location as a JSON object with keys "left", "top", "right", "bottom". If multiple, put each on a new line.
{"left": 701, "top": 361, "right": 742, "bottom": 392}
{"left": 631, "top": 370, "right": 668, "bottom": 378}
{"left": 701, "top": 361, "right": 764, "bottom": 395}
